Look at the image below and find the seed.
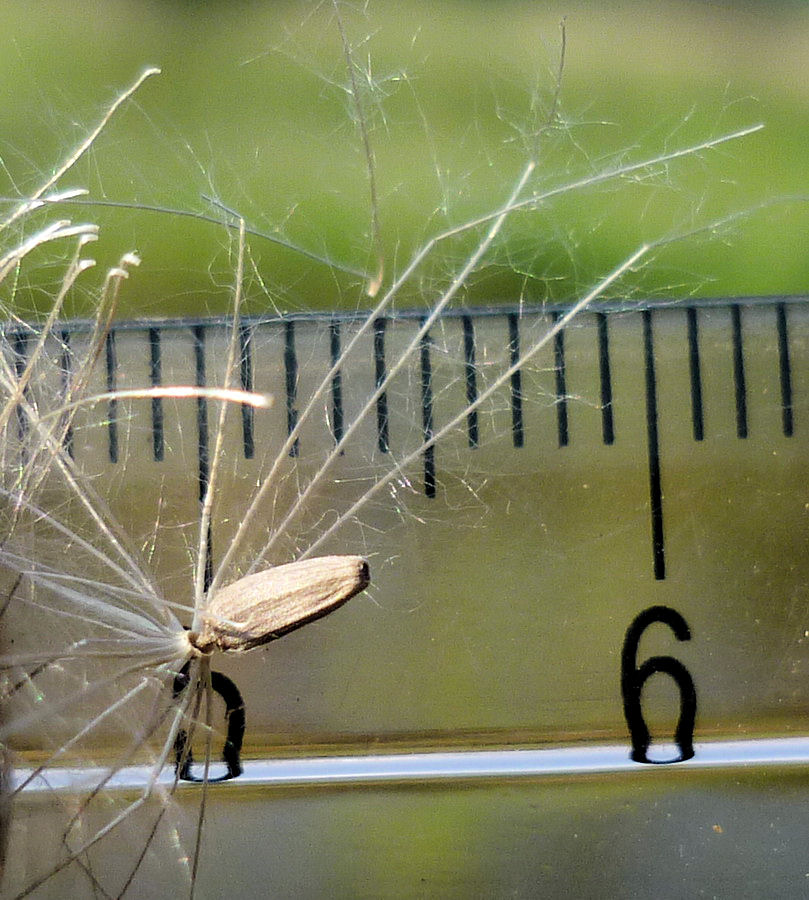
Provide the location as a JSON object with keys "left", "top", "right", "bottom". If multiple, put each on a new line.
{"left": 190, "top": 555, "right": 370, "bottom": 653}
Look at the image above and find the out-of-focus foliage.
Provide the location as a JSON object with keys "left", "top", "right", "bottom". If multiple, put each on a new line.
{"left": 0, "top": 0, "right": 807, "bottom": 317}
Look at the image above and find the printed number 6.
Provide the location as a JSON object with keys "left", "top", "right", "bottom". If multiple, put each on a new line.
{"left": 621, "top": 605, "right": 697, "bottom": 764}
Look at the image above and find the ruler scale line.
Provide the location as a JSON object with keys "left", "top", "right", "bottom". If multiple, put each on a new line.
{"left": 552, "top": 312, "right": 569, "bottom": 447}
{"left": 329, "top": 318, "right": 344, "bottom": 450}
{"left": 507, "top": 313, "right": 524, "bottom": 448}
{"left": 192, "top": 324, "right": 213, "bottom": 592}
{"left": 148, "top": 326, "right": 164, "bottom": 462}
{"left": 776, "top": 302, "right": 793, "bottom": 437}
{"left": 642, "top": 309, "right": 666, "bottom": 581}
{"left": 105, "top": 330, "right": 118, "bottom": 465}
{"left": 238, "top": 323, "right": 255, "bottom": 459}
{"left": 596, "top": 312, "right": 614, "bottom": 445}
{"left": 11, "top": 332, "right": 28, "bottom": 445}
{"left": 284, "top": 320, "right": 299, "bottom": 458}
{"left": 731, "top": 304, "right": 748, "bottom": 439}
{"left": 58, "top": 329, "right": 74, "bottom": 458}
{"left": 686, "top": 307, "right": 704, "bottom": 442}
{"left": 462, "top": 315, "right": 479, "bottom": 449}
{"left": 373, "top": 317, "right": 389, "bottom": 454}
{"left": 420, "top": 321, "right": 436, "bottom": 498}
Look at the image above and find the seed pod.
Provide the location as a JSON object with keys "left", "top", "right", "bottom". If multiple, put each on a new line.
{"left": 192, "top": 555, "right": 370, "bottom": 653}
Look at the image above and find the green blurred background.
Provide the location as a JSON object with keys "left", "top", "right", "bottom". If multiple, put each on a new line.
{"left": 0, "top": 0, "right": 808, "bottom": 318}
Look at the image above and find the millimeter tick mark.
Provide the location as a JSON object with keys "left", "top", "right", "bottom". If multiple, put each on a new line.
{"left": 643, "top": 310, "right": 665, "bottom": 581}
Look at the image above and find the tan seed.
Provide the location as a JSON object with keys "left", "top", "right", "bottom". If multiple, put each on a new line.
{"left": 191, "top": 555, "right": 370, "bottom": 653}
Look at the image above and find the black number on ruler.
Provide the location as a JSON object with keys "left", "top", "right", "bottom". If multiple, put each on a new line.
{"left": 621, "top": 605, "right": 696, "bottom": 764}
{"left": 173, "top": 662, "right": 245, "bottom": 782}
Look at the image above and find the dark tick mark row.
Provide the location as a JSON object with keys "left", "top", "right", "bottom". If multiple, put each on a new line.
{"left": 5, "top": 300, "right": 798, "bottom": 584}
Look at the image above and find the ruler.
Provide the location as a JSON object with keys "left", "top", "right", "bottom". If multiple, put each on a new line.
{"left": 6, "top": 295, "right": 809, "bottom": 896}
{"left": 5, "top": 293, "right": 808, "bottom": 744}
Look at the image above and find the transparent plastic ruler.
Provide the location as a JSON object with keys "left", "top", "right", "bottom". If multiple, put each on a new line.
{"left": 5, "top": 295, "right": 809, "bottom": 896}
{"left": 7, "top": 294, "right": 809, "bottom": 748}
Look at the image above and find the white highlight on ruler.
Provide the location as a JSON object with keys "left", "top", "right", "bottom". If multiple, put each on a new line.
{"left": 16, "top": 737, "right": 809, "bottom": 794}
